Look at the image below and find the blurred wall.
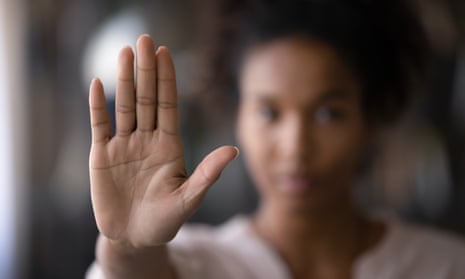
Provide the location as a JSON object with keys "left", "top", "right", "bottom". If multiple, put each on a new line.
{"left": 0, "top": 0, "right": 28, "bottom": 278}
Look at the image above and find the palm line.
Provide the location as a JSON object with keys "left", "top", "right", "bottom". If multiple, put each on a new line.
{"left": 91, "top": 151, "right": 184, "bottom": 172}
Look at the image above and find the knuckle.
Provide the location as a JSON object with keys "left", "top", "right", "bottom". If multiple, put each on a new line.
{"left": 198, "top": 165, "right": 213, "bottom": 186}
{"left": 116, "top": 104, "right": 135, "bottom": 114}
{"left": 116, "top": 129, "right": 132, "bottom": 137}
{"left": 136, "top": 96, "right": 155, "bottom": 106}
{"left": 137, "top": 65, "right": 155, "bottom": 72}
{"left": 117, "top": 76, "right": 133, "bottom": 83}
{"left": 158, "top": 101, "right": 177, "bottom": 110}
{"left": 91, "top": 120, "right": 109, "bottom": 128}
{"left": 160, "top": 127, "right": 178, "bottom": 136}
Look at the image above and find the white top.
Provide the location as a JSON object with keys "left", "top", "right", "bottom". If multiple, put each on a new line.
{"left": 86, "top": 216, "right": 465, "bottom": 278}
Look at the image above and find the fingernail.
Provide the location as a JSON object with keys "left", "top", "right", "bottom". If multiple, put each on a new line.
{"left": 233, "top": 146, "right": 240, "bottom": 159}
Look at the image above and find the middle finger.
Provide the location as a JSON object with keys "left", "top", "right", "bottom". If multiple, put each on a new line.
{"left": 136, "top": 34, "right": 157, "bottom": 132}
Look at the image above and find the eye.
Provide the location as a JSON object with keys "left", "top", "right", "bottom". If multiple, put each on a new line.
{"left": 258, "top": 105, "right": 279, "bottom": 122}
{"left": 314, "top": 106, "right": 346, "bottom": 124}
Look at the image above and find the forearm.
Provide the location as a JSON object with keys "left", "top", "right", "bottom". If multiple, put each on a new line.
{"left": 96, "top": 234, "right": 176, "bottom": 279}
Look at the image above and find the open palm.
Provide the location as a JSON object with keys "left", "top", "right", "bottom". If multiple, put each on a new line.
{"left": 88, "top": 35, "right": 238, "bottom": 249}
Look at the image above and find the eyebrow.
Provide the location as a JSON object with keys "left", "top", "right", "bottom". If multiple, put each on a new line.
{"left": 251, "top": 89, "right": 351, "bottom": 103}
{"left": 317, "top": 90, "right": 351, "bottom": 102}
{"left": 253, "top": 94, "right": 276, "bottom": 103}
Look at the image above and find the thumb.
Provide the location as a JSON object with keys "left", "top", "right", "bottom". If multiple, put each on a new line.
{"left": 181, "top": 145, "right": 239, "bottom": 211}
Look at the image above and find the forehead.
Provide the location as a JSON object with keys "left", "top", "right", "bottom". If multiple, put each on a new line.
{"left": 239, "top": 37, "right": 360, "bottom": 102}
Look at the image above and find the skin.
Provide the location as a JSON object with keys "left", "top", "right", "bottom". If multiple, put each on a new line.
{"left": 89, "top": 35, "right": 238, "bottom": 278}
{"left": 89, "top": 35, "right": 384, "bottom": 279}
{"left": 237, "top": 37, "right": 384, "bottom": 278}
{"left": 238, "top": 37, "right": 368, "bottom": 213}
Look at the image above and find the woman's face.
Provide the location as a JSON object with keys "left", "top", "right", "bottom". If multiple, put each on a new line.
{"left": 237, "top": 37, "right": 370, "bottom": 213}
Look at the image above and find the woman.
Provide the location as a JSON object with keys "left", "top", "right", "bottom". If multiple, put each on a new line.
{"left": 86, "top": 0, "right": 465, "bottom": 278}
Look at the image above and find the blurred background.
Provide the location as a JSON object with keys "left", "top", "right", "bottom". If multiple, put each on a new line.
{"left": 0, "top": 0, "right": 464, "bottom": 278}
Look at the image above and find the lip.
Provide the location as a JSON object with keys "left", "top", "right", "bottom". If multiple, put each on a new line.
{"left": 276, "top": 173, "right": 317, "bottom": 195}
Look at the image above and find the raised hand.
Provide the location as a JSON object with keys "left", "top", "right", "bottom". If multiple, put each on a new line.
{"left": 88, "top": 35, "right": 238, "bottom": 249}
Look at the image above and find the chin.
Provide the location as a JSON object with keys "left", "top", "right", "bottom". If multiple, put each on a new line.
{"left": 275, "top": 191, "right": 351, "bottom": 217}
{"left": 274, "top": 196, "right": 329, "bottom": 216}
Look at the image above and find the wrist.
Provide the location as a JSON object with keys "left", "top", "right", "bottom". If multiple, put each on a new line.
{"left": 96, "top": 234, "right": 172, "bottom": 278}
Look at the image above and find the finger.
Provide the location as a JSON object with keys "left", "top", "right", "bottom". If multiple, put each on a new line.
{"left": 115, "top": 46, "right": 136, "bottom": 137}
{"left": 136, "top": 34, "right": 157, "bottom": 132}
{"left": 156, "top": 46, "right": 180, "bottom": 137}
{"left": 182, "top": 146, "right": 239, "bottom": 210}
{"left": 89, "top": 78, "right": 111, "bottom": 144}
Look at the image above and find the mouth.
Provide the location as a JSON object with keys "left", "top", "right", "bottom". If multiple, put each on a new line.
{"left": 275, "top": 173, "right": 318, "bottom": 195}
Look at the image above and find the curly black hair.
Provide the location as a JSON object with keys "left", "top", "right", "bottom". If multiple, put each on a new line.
{"left": 202, "top": 0, "right": 429, "bottom": 124}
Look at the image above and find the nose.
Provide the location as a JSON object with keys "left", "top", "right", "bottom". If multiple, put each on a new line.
{"left": 278, "top": 114, "right": 313, "bottom": 164}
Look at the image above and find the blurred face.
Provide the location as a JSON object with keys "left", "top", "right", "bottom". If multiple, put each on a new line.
{"left": 237, "top": 37, "right": 370, "bottom": 213}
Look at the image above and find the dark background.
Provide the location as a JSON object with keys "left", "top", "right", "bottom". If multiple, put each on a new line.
{"left": 2, "top": 0, "right": 465, "bottom": 278}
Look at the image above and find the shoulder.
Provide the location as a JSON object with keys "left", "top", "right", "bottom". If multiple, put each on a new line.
{"left": 356, "top": 219, "right": 465, "bottom": 279}
{"left": 389, "top": 221, "right": 465, "bottom": 260}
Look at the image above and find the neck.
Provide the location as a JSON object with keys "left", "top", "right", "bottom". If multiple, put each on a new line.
{"left": 255, "top": 199, "right": 363, "bottom": 247}
{"left": 252, "top": 199, "right": 381, "bottom": 277}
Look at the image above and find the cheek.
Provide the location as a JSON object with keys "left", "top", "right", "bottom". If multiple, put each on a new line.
{"left": 315, "top": 124, "right": 366, "bottom": 178}
{"left": 237, "top": 108, "right": 274, "bottom": 185}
